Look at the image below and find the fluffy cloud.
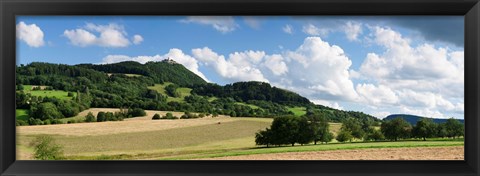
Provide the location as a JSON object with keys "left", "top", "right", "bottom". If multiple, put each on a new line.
{"left": 263, "top": 54, "right": 288, "bottom": 76}
{"left": 354, "top": 26, "right": 464, "bottom": 117}
{"left": 282, "top": 24, "right": 293, "bottom": 34}
{"left": 16, "top": 21, "right": 45, "bottom": 47}
{"left": 283, "top": 37, "right": 358, "bottom": 101}
{"left": 344, "top": 21, "right": 362, "bottom": 41}
{"left": 64, "top": 23, "right": 141, "bottom": 47}
{"left": 191, "top": 37, "right": 358, "bottom": 103}
{"left": 181, "top": 16, "right": 238, "bottom": 33}
{"left": 132, "top": 35, "right": 144, "bottom": 45}
{"left": 356, "top": 84, "right": 398, "bottom": 106}
{"left": 192, "top": 47, "right": 268, "bottom": 82}
{"left": 101, "top": 48, "right": 208, "bottom": 81}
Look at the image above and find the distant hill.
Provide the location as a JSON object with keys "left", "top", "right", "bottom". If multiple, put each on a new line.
{"left": 384, "top": 114, "right": 464, "bottom": 125}
{"left": 77, "top": 60, "right": 207, "bottom": 87}
{"left": 191, "top": 81, "right": 311, "bottom": 106}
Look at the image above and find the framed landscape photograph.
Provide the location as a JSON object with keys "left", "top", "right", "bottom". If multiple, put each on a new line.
{"left": 1, "top": 0, "right": 479, "bottom": 176}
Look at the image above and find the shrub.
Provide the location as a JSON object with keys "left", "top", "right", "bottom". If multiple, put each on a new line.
{"left": 336, "top": 130, "right": 353, "bottom": 143}
{"left": 85, "top": 112, "right": 95, "bottom": 122}
{"left": 97, "top": 112, "right": 106, "bottom": 122}
{"left": 67, "top": 120, "right": 76, "bottom": 124}
{"left": 28, "top": 118, "right": 43, "bottom": 125}
{"left": 31, "top": 135, "right": 63, "bottom": 160}
{"left": 67, "top": 92, "right": 74, "bottom": 97}
{"left": 128, "top": 108, "right": 146, "bottom": 117}
{"left": 152, "top": 113, "right": 161, "bottom": 120}
{"left": 162, "top": 112, "right": 178, "bottom": 119}
{"left": 16, "top": 120, "right": 29, "bottom": 126}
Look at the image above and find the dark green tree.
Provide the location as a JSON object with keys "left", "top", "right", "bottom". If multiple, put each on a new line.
{"left": 97, "top": 111, "right": 106, "bottom": 122}
{"left": 412, "top": 118, "right": 437, "bottom": 141}
{"left": 336, "top": 129, "right": 353, "bottom": 143}
{"left": 255, "top": 128, "right": 273, "bottom": 147}
{"left": 444, "top": 118, "right": 464, "bottom": 139}
{"left": 381, "top": 118, "right": 412, "bottom": 141}
{"left": 365, "top": 129, "right": 385, "bottom": 141}
{"left": 165, "top": 83, "right": 180, "bottom": 97}
{"left": 152, "top": 113, "right": 161, "bottom": 120}
{"left": 296, "top": 117, "right": 314, "bottom": 145}
{"left": 270, "top": 116, "right": 300, "bottom": 146}
{"left": 85, "top": 112, "right": 95, "bottom": 122}
{"left": 31, "top": 102, "right": 64, "bottom": 120}
{"left": 341, "top": 117, "right": 365, "bottom": 140}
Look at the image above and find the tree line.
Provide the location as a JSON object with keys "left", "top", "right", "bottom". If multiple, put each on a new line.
{"left": 255, "top": 116, "right": 464, "bottom": 147}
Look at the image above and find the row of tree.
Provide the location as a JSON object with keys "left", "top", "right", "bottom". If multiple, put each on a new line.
{"left": 255, "top": 116, "right": 464, "bottom": 147}
{"left": 255, "top": 115, "right": 334, "bottom": 147}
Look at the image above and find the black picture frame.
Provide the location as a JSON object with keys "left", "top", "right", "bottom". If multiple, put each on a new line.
{"left": 1, "top": 0, "right": 479, "bottom": 175}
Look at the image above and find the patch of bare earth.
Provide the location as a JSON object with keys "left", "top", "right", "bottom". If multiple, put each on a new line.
{"left": 200, "top": 146, "right": 464, "bottom": 160}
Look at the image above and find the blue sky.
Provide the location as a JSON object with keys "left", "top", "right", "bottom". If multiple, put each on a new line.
{"left": 16, "top": 16, "right": 464, "bottom": 119}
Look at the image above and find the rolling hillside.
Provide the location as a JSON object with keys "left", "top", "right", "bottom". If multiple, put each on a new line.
{"left": 384, "top": 114, "right": 464, "bottom": 125}
{"left": 16, "top": 61, "right": 380, "bottom": 124}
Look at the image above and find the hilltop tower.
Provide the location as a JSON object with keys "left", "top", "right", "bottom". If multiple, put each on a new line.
{"left": 163, "top": 57, "right": 177, "bottom": 64}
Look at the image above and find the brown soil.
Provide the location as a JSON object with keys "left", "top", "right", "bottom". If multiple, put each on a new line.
{"left": 200, "top": 146, "right": 464, "bottom": 160}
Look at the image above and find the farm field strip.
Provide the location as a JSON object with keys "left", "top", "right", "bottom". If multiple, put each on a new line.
{"left": 197, "top": 146, "right": 464, "bottom": 160}
{"left": 17, "top": 119, "right": 272, "bottom": 159}
{"left": 161, "top": 139, "right": 464, "bottom": 160}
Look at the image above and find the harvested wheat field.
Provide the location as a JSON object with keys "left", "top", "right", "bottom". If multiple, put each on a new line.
{"left": 200, "top": 146, "right": 464, "bottom": 160}
{"left": 17, "top": 108, "right": 237, "bottom": 136}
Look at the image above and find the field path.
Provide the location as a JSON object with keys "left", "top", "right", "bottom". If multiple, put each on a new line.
{"left": 198, "top": 146, "right": 464, "bottom": 160}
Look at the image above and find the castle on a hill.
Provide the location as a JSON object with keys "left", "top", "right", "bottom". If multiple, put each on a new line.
{"left": 163, "top": 57, "right": 177, "bottom": 64}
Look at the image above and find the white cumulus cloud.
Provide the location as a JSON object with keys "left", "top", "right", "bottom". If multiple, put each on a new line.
{"left": 16, "top": 21, "right": 45, "bottom": 47}
{"left": 192, "top": 47, "right": 268, "bottom": 82}
{"left": 63, "top": 23, "right": 141, "bottom": 47}
{"left": 283, "top": 37, "right": 358, "bottom": 101}
{"left": 354, "top": 26, "right": 464, "bottom": 118}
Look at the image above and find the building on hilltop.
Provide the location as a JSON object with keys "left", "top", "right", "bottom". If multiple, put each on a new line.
{"left": 163, "top": 57, "right": 177, "bottom": 64}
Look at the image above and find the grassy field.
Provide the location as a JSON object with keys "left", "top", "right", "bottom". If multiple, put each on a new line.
{"left": 107, "top": 73, "right": 143, "bottom": 77}
{"left": 288, "top": 107, "right": 307, "bottom": 116}
{"left": 16, "top": 109, "right": 463, "bottom": 160}
{"left": 235, "top": 102, "right": 261, "bottom": 109}
{"left": 16, "top": 109, "right": 29, "bottom": 121}
{"left": 21, "top": 85, "right": 77, "bottom": 100}
{"left": 147, "top": 82, "right": 192, "bottom": 102}
{"left": 17, "top": 115, "right": 273, "bottom": 160}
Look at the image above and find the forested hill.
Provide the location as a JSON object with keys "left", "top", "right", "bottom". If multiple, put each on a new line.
{"left": 77, "top": 61, "right": 207, "bottom": 87}
{"left": 16, "top": 61, "right": 381, "bottom": 124}
{"left": 384, "top": 114, "right": 464, "bottom": 125}
{"left": 191, "top": 81, "right": 311, "bottom": 106}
